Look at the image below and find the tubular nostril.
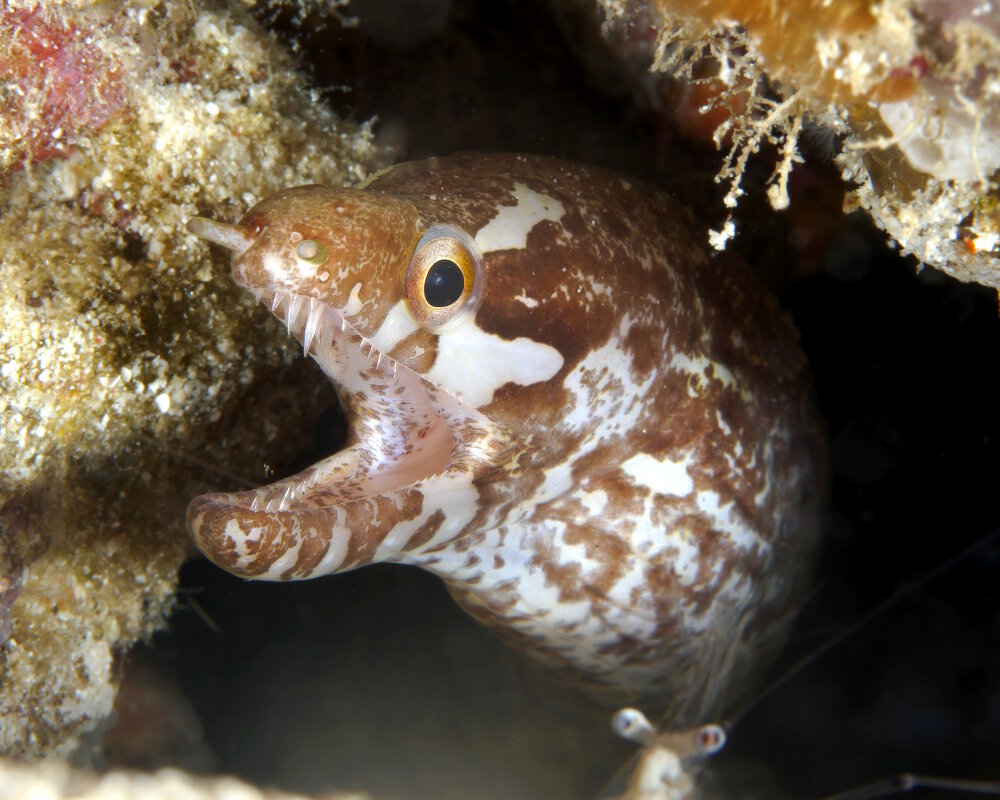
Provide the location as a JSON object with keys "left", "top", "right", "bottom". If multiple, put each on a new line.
{"left": 187, "top": 217, "right": 254, "bottom": 253}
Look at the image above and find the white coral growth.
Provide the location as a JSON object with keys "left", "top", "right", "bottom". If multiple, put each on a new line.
{"left": 650, "top": 22, "right": 817, "bottom": 248}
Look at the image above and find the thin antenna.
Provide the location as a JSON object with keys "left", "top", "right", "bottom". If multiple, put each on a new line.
{"left": 726, "top": 525, "right": 1000, "bottom": 730}
{"left": 820, "top": 772, "right": 1000, "bottom": 799}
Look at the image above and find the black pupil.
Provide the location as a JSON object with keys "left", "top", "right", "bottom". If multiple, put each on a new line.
{"left": 424, "top": 259, "right": 465, "bottom": 307}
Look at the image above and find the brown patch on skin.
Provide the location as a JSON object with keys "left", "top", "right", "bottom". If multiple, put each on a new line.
{"left": 563, "top": 523, "right": 629, "bottom": 597}
{"left": 447, "top": 580, "right": 521, "bottom": 618}
{"left": 451, "top": 461, "right": 542, "bottom": 542}
{"left": 667, "top": 511, "right": 742, "bottom": 620}
{"left": 530, "top": 544, "right": 588, "bottom": 604}
{"left": 478, "top": 247, "right": 614, "bottom": 368}
{"left": 445, "top": 535, "right": 474, "bottom": 554}
{"left": 187, "top": 499, "right": 271, "bottom": 576}
{"left": 284, "top": 525, "right": 337, "bottom": 579}
{"left": 251, "top": 527, "right": 294, "bottom": 572}
{"left": 595, "top": 633, "right": 648, "bottom": 662}
{"left": 389, "top": 328, "right": 438, "bottom": 373}
{"left": 642, "top": 561, "right": 686, "bottom": 624}
{"left": 623, "top": 322, "right": 664, "bottom": 380}
{"left": 570, "top": 445, "right": 648, "bottom": 519}
{"left": 342, "top": 490, "right": 424, "bottom": 567}
{"left": 405, "top": 509, "right": 446, "bottom": 551}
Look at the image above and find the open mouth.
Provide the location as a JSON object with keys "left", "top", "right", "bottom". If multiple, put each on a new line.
{"left": 184, "top": 211, "right": 516, "bottom": 579}
{"left": 221, "top": 289, "right": 458, "bottom": 514}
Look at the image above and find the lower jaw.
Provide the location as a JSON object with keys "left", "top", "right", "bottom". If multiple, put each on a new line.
{"left": 239, "top": 289, "right": 459, "bottom": 506}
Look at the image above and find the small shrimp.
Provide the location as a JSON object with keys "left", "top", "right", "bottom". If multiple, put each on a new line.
{"left": 608, "top": 708, "right": 725, "bottom": 800}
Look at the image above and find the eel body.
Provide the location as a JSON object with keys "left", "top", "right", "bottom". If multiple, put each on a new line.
{"left": 187, "top": 153, "right": 825, "bottom": 718}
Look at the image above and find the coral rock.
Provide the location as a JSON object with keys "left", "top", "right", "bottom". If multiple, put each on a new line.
{"left": 0, "top": 0, "right": 381, "bottom": 758}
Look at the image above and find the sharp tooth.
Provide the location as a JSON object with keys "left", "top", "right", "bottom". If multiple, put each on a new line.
{"left": 270, "top": 293, "right": 283, "bottom": 313}
{"left": 250, "top": 495, "right": 260, "bottom": 512}
{"left": 278, "top": 485, "right": 294, "bottom": 512}
{"left": 302, "top": 299, "right": 321, "bottom": 356}
{"left": 286, "top": 295, "right": 306, "bottom": 336}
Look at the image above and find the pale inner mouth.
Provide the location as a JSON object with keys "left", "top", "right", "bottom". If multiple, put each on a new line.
{"left": 241, "top": 289, "right": 455, "bottom": 513}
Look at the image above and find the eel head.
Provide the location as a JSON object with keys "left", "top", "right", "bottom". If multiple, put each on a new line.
{"left": 185, "top": 185, "right": 533, "bottom": 579}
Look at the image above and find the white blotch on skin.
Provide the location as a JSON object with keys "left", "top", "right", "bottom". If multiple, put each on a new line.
{"left": 696, "top": 490, "right": 763, "bottom": 554}
{"left": 621, "top": 452, "right": 695, "bottom": 497}
{"left": 311, "top": 510, "right": 349, "bottom": 575}
{"left": 259, "top": 536, "right": 303, "bottom": 580}
{"left": 716, "top": 410, "right": 732, "bottom": 436}
{"left": 223, "top": 518, "right": 246, "bottom": 546}
{"left": 263, "top": 249, "right": 321, "bottom": 282}
{"left": 514, "top": 293, "right": 539, "bottom": 309}
{"left": 261, "top": 252, "right": 286, "bottom": 281}
{"left": 578, "top": 489, "right": 608, "bottom": 517}
{"left": 671, "top": 352, "right": 739, "bottom": 397}
{"left": 377, "top": 471, "right": 481, "bottom": 559}
{"left": 534, "top": 463, "right": 574, "bottom": 504}
{"left": 668, "top": 530, "right": 701, "bottom": 587}
{"left": 753, "top": 438, "right": 776, "bottom": 507}
{"left": 223, "top": 518, "right": 268, "bottom": 573}
{"left": 370, "top": 300, "right": 420, "bottom": 353}
{"left": 475, "top": 182, "right": 566, "bottom": 253}
{"left": 426, "top": 322, "right": 564, "bottom": 408}
{"left": 562, "top": 315, "right": 658, "bottom": 442}
{"left": 344, "top": 281, "right": 364, "bottom": 315}
{"left": 295, "top": 259, "right": 319, "bottom": 279}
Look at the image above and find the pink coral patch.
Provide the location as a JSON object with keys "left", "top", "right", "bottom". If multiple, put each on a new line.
{"left": 0, "top": 6, "right": 129, "bottom": 168}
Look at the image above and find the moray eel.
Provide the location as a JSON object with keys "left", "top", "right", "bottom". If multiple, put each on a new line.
{"left": 187, "top": 153, "right": 825, "bottom": 717}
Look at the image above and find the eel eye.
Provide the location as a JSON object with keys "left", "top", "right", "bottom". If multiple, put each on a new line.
{"left": 405, "top": 224, "right": 484, "bottom": 331}
{"left": 297, "top": 239, "right": 328, "bottom": 265}
{"left": 424, "top": 259, "right": 465, "bottom": 307}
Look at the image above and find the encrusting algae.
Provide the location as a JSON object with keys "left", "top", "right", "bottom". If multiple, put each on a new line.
{"left": 0, "top": 0, "right": 381, "bottom": 758}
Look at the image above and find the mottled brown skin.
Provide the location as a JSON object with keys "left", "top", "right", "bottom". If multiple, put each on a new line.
{"left": 187, "top": 153, "right": 826, "bottom": 720}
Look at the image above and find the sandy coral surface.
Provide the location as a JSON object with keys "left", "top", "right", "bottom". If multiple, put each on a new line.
{"left": 0, "top": 0, "right": 380, "bottom": 758}
{"left": 0, "top": 756, "right": 371, "bottom": 800}
{"left": 595, "top": 0, "right": 1000, "bottom": 287}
